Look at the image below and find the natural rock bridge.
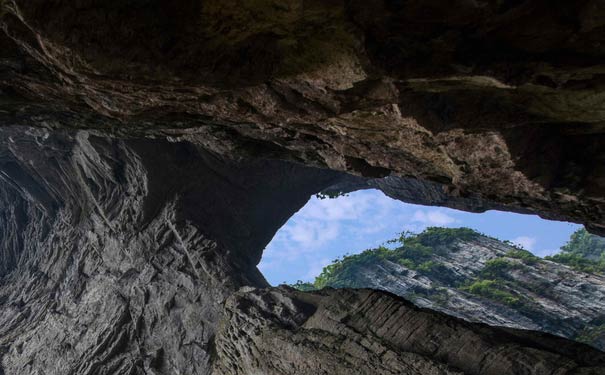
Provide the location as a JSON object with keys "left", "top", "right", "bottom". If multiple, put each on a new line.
{"left": 1, "top": 1, "right": 605, "bottom": 374}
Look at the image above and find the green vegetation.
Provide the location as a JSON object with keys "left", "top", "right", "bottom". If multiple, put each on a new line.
{"left": 462, "top": 253, "right": 535, "bottom": 308}
{"left": 575, "top": 324, "right": 605, "bottom": 347}
{"left": 290, "top": 227, "right": 605, "bottom": 312}
{"left": 289, "top": 226, "right": 540, "bottom": 309}
{"left": 293, "top": 227, "right": 480, "bottom": 290}
{"left": 507, "top": 249, "right": 539, "bottom": 265}
{"left": 291, "top": 280, "right": 317, "bottom": 291}
{"left": 315, "top": 191, "right": 349, "bottom": 200}
{"left": 314, "top": 246, "right": 390, "bottom": 289}
{"left": 561, "top": 229, "right": 605, "bottom": 258}
{"left": 286, "top": 225, "right": 605, "bottom": 350}
{"left": 461, "top": 279, "right": 522, "bottom": 307}
{"left": 481, "top": 258, "right": 519, "bottom": 279}
{"left": 417, "top": 260, "right": 441, "bottom": 273}
{"left": 545, "top": 252, "right": 605, "bottom": 274}
{"left": 545, "top": 229, "right": 605, "bottom": 274}
{"left": 389, "top": 227, "right": 479, "bottom": 248}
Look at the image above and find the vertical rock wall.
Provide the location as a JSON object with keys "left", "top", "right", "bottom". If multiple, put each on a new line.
{"left": 0, "top": 127, "right": 343, "bottom": 374}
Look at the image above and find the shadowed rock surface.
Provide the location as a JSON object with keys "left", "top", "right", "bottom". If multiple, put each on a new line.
{"left": 214, "top": 287, "right": 605, "bottom": 375}
{"left": 0, "top": 127, "right": 346, "bottom": 374}
{"left": 0, "top": 127, "right": 603, "bottom": 374}
{"left": 1, "top": 1, "right": 605, "bottom": 374}
{"left": 2, "top": 0, "right": 605, "bottom": 233}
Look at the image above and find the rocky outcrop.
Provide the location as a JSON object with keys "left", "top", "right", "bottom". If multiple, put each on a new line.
{"left": 0, "top": 127, "right": 347, "bottom": 374}
{"left": 1, "top": 0, "right": 605, "bottom": 234}
{"left": 214, "top": 286, "right": 605, "bottom": 375}
{"left": 0, "top": 127, "right": 603, "bottom": 374}
{"left": 303, "top": 230, "right": 605, "bottom": 350}
{"left": 1, "top": 1, "right": 605, "bottom": 374}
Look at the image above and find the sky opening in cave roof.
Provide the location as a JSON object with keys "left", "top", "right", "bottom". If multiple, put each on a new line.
{"left": 259, "top": 189, "right": 582, "bottom": 286}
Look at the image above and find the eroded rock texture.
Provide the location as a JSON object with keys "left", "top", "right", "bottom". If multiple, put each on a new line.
{"left": 214, "top": 287, "right": 605, "bottom": 375}
{"left": 1, "top": 0, "right": 605, "bottom": 233}
{"left": 0, "top": 127, "right": 603, "bottom": 375}
{"left": 0, "top": 127, "right": 346, "bottom": 374}
{"left": 1, "top": 1, "right": 605, "bottom": 374}
{"left": 298, "top": 231, "right": 605, "bottom": 350}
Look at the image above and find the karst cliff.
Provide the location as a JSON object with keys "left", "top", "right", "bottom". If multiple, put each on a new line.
{"left": 293, "top": 228, "right": 605, "bottom": 351}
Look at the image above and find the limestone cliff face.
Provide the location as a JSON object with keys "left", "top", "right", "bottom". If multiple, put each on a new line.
{"left": 305, "top": 232, "right": 605, "bottom": 350}
{"left": 0, "top": 1, "right": 605, "bottom": 374}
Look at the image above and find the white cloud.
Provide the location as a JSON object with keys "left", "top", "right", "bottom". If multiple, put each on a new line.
{"left": 512, "top": 236, "right": 536, "bottom": 251}
{"left": 300, "top": 193, "right": 373, "bottom": 221}
{"left": 411, "top": 210, "right": 457, "bottom": 226}
{"left": 533, "top": 248, "right": 559, "bottom": 258}
{"left": 359, "top": 222, "right": 387, "bottom": 235}
{"left": 304, "top": 258, "right": 332, "bottom": 280}
{"left": 257, "top": 259, "right": 276, "bottom": 272}
{"left": 261, "top": 191, "right": 470, "bottom": 284}
{"left": 283, "top": 219, "right": 340, "bottom": 250}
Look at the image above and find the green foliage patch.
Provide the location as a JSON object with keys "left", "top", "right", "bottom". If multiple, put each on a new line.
{"left": 314, "top": 246, "right": 390, "bottom": 289}
{"left": 413, "top": 227, "right": 480, "bottom": 246}
{"left": 287, "top": 226, "right": 549, "bottom": 311}
{"left": 546, "top": 252, "right": 605, "bottom": 274}
{"left": 297, "top": 227, "right": 481, "bottom": 290}
{"left": 389, "top": 227, "right": 480, "bottom": 249}
{"left": 315, "top": 191, "right": 349, "bottom": 200}
{"left": 461, "top": 279, "right": 522, "bottom": 307}
{"left": 291, "top": 280, "right": 317, "bottom": 291}
{"left": 575, "top": 324, "right": 605, "bottom": 347}
{"left": 285, "top": 225, "right": 605, "bottom": 350}
{"left": 561, "top": 228, "right": 605, "bottom": 259}
{"left": 507, "top": 249, "right": 539, "bottom": 265}
{"left": 546, "top": 229, "right": 605, "bottom": 274}
{"left": 481, "top": 258, "right": 519, "bottom": 279}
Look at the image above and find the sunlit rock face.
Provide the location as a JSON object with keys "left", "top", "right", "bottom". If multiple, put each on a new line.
{"left": 300, "top": 231, "right": 605, "bottom": 350}
{"left": 1, "top": 0, "right": 605, "bottom": 374}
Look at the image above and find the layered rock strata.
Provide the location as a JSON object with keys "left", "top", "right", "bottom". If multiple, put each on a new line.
{"left": 1, "top": 0, "right": 605, "bottom": 233}
{"left": 214, "top": 287, "right": 605, "bottom": 375}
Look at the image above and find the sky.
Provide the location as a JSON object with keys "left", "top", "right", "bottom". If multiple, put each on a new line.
{"left": 259, "top": 189, "right": 582, "bottom": 286}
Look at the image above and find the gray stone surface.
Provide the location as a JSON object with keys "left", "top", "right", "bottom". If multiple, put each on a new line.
{"left": 324, "top": 235, "right": 605, "bottom": 347}
{"left": 1, "top": 1, "right": 605, "bottom": 373}
{"left": 2, "top": 0, "right": 605, "bottom": 233}
{"left": 214, "top": 287, "right": 605, "bottom": 375}
{"left": 0, "top": 127, "right": 603, "bottom": 374}
{"left": 0, "top": 127, "right": 341, "bottom": 374}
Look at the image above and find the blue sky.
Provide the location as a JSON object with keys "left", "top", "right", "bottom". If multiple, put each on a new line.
{"left": 259, "top": 189, "right": 582, "bottom": 285}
